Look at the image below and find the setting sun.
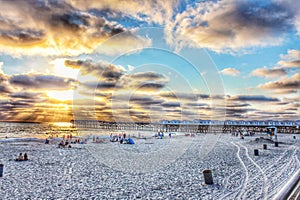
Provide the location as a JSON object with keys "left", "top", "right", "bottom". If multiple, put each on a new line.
{"left": 46, "top": 90, "right": 75, "bottom": 101}
{"left": 51, "top": 59, "right": 80, "bottom": 79}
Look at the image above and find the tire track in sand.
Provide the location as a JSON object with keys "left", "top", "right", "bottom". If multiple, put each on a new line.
{"left": 239, "top": 143, "right": 268, "bottom": 200}
{"left": 229, "top": 142, "right": 249, "bottom": 200}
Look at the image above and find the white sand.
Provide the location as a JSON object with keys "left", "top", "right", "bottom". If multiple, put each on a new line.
{"left": 0, "top": 133, "right": 299, "bottom": 199}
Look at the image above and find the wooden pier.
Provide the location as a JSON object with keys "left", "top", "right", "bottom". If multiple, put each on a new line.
{"left": 71, "top": 120, "right": 300, "bottom": 134}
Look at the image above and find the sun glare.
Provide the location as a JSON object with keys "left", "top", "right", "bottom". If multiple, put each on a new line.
{"left": 51, "top": 58, "right": 80, "bottom": 79}
{"left": 46, "top": 90, "right": 74, "bottom": 101}
{"left": 52, "top": 122, "right": 73, "bottom": 127}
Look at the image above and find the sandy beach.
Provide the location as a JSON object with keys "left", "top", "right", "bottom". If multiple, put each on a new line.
{"left": 0, "top": 133, "right": 299, "bottom": 199}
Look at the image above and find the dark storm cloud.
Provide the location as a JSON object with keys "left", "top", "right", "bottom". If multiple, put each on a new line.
{"left": 0, "top": 99, "right": 39, "bottom": 110}
{"left": 235, "top": 2, "right": 293, "bottom": 32}
{"left": 65, "top": 59, "right": 124, "bottom": 81}
{"left": 138, "top": 83, "right": 165, "bottom": 90}
{"left": 273, "top": 102, "right": 289, "bottom": 106}
{"left": 225, "top": 108, "right": 252, "bottom": 115}
{"left": 161, "top": 102, "right": 181, "bottom": 108}
{"left": 10, "top": 92, "right": 46, "bottom": 100}
{"left": 164, "top": 108, "right": 182, "bottom": 113}
{"left": 50, "top": 10, "right": 125, "bottom": 35}
{"left": 276, "top": 111, "right": 297, "bottom": 115}
{"left": 130, "top": 96, "right": 164, "bottom": 105}
{"left": 230, "top": 95, "right": 279, "bottom": 102}
{"left": 130, "top": 72, "right": 166, "bottom": 80}
{"left": 197, "top": 94, "right": 210, "bottom": 99}
{"left": 286, "top": 108, "right": 297, "bottom": 111}
{"left": 185, "top": 102, "right": 209, "bottom": 107}
{"left": 226, "top": 103, "right": 250, "bottom": 108}
{"left": 120, "top": 71, "right": 168, "bottom": 92}
{"left": 51, "top": 12, "right": 90, "bottom": 31}
{"left": 173, "top": 0, "right": 298, "bottom": 52}
{"left": 0, "top": 29, "right": 45, "bottom": 45}
{"left": 82, "top": 81, "right": 119, "bottom": 90}
{"left": 66, "top": 59, "right": 168, "bottom": 92}
{"left": 102, "top": 66, "right": 124, "bottom": 80}
{"left": 9, "top": 74, "right": 76, "bottom": 90}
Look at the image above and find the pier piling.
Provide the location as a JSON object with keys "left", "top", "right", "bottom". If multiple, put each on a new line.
{"left": 0, "top": 164, "right": 3, "bottom": 177}
{"left": 203, "top": 169, "right": 214, "bottom": 185}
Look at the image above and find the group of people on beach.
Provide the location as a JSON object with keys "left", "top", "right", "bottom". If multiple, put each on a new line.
{"left": 110, "top": 133, "right": 134, "bottom": 144}
{"left": 110, "top": 133, "right": 125, "bottom": 142}
{"left": 58, "top": 139, "right": 72, "bottom": 148}
{"left": 155, "top": 132, "right": 165, "bottom": 139}
{"left": 58, "top": 138, "right": 87, "bottom": 148}
{"left": 231, "top": 129, "right": 255, "bottom": 139}
{"left": 92, "top": 136, "right": 104, "bottom": 143}
{"left": 154, "top": 132, "right": 176, "bottom": 139}
{"left": 15, "top": 152, "right": 28, "bottom": 161}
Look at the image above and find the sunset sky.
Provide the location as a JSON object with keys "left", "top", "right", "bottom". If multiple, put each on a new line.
{"left": 0, "top": 0, "right": 299, "bottom": 122}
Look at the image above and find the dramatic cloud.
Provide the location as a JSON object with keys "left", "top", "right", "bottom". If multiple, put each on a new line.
{"left": 168, "top": 0, "right": 298, "bottom": 52}
{"left": 226, "top": 103, "right": 250, "bottom": 108}
{"left": 119, "top": 71, "right": 168, "bottom": 92}
{"left": 0, "top": 0, "right": 150, "bottom": 56}
{"left": 185, "top": 102, "right": 209, "bottom": 108}
{"left": 220, "top": 68, "right": 240, "bottom": 76}
{"left": 0, "top": 72, "right": 13, "bottom": 94}
{"left": 258, "top": 73, "right": 300, "bottom": 93}
{"left": 65, "top": 59, "right": 124, "bottom": 81}
{"left": 251, "top": 67, "right": 287, "bottom": 78}
{"left": 161, "top": 102, "right": 181, "bottom": 108}
{"left": 229, "top": 95, "right": 279, "bottom": 102}
{"left": 9, "top": 74, "right": 76, "bottom": 90}
{"left": 67, "top": 0, "right": 177, "bottom": 25}
{"left": 66, "top": 59, "right": 168, "bottom": 92}
{"left": 81, "top": 81, "right": 120, "bottom": 91}
{"left": 130, "top": 72, "right": 166, "bottom": 80}
{"left": 10, "top": 92, "right": 46, "bottom": 101}
{"left": 136, "top": 83, "right": 165, "bottom": 91}
{"left": 129, "top": 96, "right": 164, "bottom": 106}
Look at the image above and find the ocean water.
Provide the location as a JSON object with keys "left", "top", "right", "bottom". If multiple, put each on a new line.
{"left": 0, "top": 122, "right": 78, "bottom": 139}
